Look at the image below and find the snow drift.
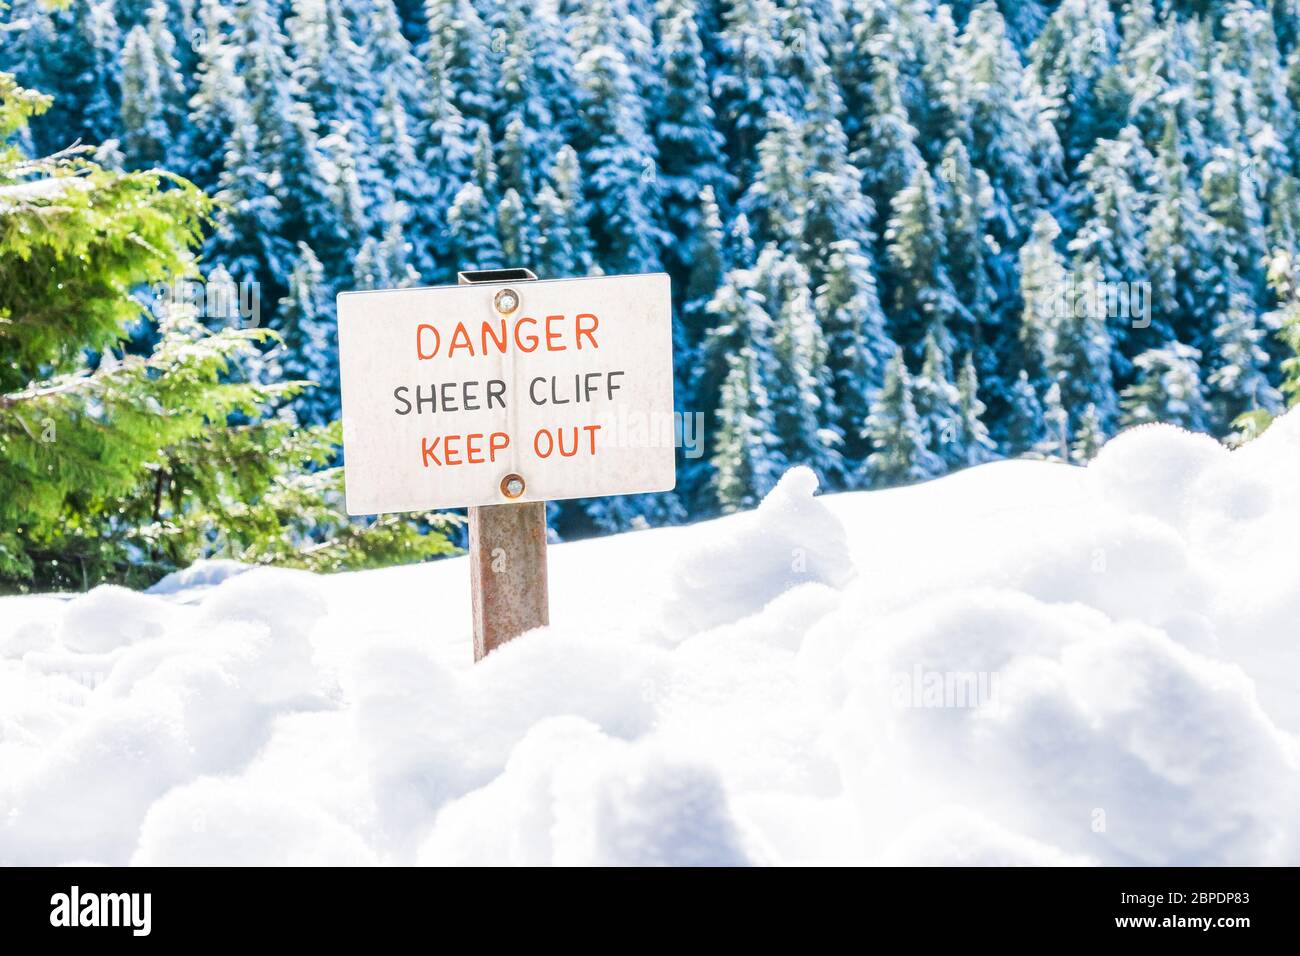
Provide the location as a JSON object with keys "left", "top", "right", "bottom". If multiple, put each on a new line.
{"left": 3, "top": 413, "right": 1300, "bottom": 866}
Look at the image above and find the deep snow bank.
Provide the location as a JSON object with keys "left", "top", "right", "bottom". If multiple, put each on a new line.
{"left": 3, "top": 414, "right": 1300, "bottom": 865}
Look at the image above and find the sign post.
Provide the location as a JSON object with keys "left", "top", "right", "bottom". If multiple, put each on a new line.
{"left": 336, "top": 268, "right": 675, "bottom": 662}
{"left": 460, "top": 268, "right": 548, "bottom": 661}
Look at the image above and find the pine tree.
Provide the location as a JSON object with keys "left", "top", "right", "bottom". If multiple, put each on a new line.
{"left": 1120, "top": 341, "right": 1210, "bottom": 431}
{"left": 144, "top": 0, "right": 187, "bottom": 138}
{"left": 800, "top": 61, "right": 875, "bottom": 294}
{"left": 497, "top": 115, "right": 535, "bottom": 205}
{"left": 208, "top": 109, "right": 292, "bottom": 302}
{"left": 863, "top": 350, "right": 941, "bottom": 487}
{"left": 712, "top": 0, "right": 789, "bottom": 187}
{"left": 853, "top": 58, "right": 924, "bottom": 232}
{"left": 1034, "top": 382, "right": 1071, "bottom": 461}
{"left": 913, "top": 4, "right": 966, "bottom": 159}
{"left": 1005, "top": 370, "right": 1046, "bottom": 454}
{"left": 1047, "top": 259, "right": 1119, "bottom": 431}
{"left": 533, "top": 145, "right": 593, "bottom": 279}
{"left": 815, "top": 239, "right": 893, "bottom": 466}
{"left": 367, "top": 0, "right": 429, "bottom": 101}
{"left": 319, "top": 122, "right": 369, "bottom": 260}
{"left": 1266, "top": 250, "right": 1300, "bottom": 413}
{"left": 1219, "top": 3, "right": 1292, "bottom": 197}
{"left": 1207, "top": 285, "right": 1281, "bottom": 429}
{"left": 885, "top": 163, "right": 959, "bottom": 353}
{"left": 681, "top": 184, "right": 726, "bottom": 350}
{"left": 120, "top": 25, "right": 169, "bottom": 169}
{"left": 226, "top": 0, "right": 341, "bottom": 289}
{"left": 413, "top": 1, "right": 476, "bottom": 278}
{"left": 288, "top": 0, "right": 368, "bottom": 135}
{"left": 1145, "top": 110, "right": 1215, "bottom": 352}
{"left": 573, "top": 0, "right": 665, "bottom": 273}
{"left": 741, "top": 110, "right": 806, "bottom": 250}
{"left": 1266, "top": 172, "right": 1300, "bottom": 258}
{"left": 727, "top": 210, "right": 758, "bottom": 270}
{"left": 694, "top": 250, "right": 773, "bottom": 434}
{"left": 953, "top": 353, "right": 998, "bottom": 467}
{"left": 446, "top": 127, "right": 503, "bottom": 270}
{"left": 1028, "top": 0, "right": 1120, "bottom": 167}
{"left": 936, "top": 137, "right": 993, "bottom": 362}
{"left": 353, "top": 205, "right": 422, "bottom": 291}
{"left": 709, "top": 348, "right": 782, "bottom": 513}
{"left": 959, "top": 2, "right": 1051, "bottom": 240}
{"left": 653, "top": 0, "right": 728, "bottom": 275}
{"left": 1201, "top": 142, "right": 1268, "bottom": 296}
{"left": 8, "top": 0, "right": 1299, "bottom": 538}
{"left": 421, "top": 0, "right": 494, "bottom": 138}
{"left": 1070, "top": 403, "right": 1105, "bottom": 463}
{"left": 759, "top": 248, "right": 841, "bottom": 484}
{"left": 1067, "top": 127, "right": 1153, "bottom": 363}
{"left": 912, "top": 330, "right": 960, "bottom": 470}
{"left": 278, "top": 243, "right": 336, "bottom": 423}
{"left": 493, "top": 0, "right": 569, "bottom": 207}
{"left": 362, "top": 0, "right": 435, "bottom": 273}
{"left": 186, "top": 0, "right": 243, "bottom": 191}
{"left": 776, "top": 0, "right": 838, "bottom": 115}
{"left": 372, "top": 74, "right": 436, "bottom": 279}
{"left": 1018, "top": 211, "right": 1069, "bottom": 383}
{"left": 28, "top": 0, "right": 123, "bottom": 153}
{"left": 497, "top": 187, "right": 531, "bottom": 266}
{"left": 0, "top": 70, "right": 452, "bottom": 590}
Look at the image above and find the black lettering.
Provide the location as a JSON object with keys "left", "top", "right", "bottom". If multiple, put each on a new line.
{"left": 415, "top": 385, "right": 437, "bottom": 414}
{"left": 393, "top": 385, "right": 412, "bottom": 415}
{"left": 607, "top": 370, "right": 625, "bottom": 400}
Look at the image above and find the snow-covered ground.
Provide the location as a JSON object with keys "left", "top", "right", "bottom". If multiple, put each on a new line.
{"left": 3, "top": 414, "right": 1300, "bottom": 866}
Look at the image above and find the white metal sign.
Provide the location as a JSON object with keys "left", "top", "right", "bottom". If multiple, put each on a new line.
{"left": 337, "top": 273, "right": 676, "bottom": 514}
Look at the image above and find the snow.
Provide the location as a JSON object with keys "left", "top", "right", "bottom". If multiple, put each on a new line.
{"left": 4, "top": 414, "right": 1300, "bottom": 866}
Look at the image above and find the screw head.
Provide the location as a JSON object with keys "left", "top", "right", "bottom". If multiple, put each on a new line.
{"left": 494, "top": 288, "right": 520, "bottom": 315}
{"left": 501, "top": 474, "right": 525, "bottom": 499}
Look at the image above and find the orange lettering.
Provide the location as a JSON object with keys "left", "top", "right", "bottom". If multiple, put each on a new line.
{"left": 515, "top": 317, "right": 539, "bottom": 352}
{"left": 416, "top": 324, "right": 440, "bottom": 359}
{"left": 448, "top": 322, "right": 474, "bottom": 357}
{"left": 443, "top": 434, "right": 462, "bottom": 465}
{"left": 421, "top": 436, "right": 441, "bottom": 466}
{"left": 465, "top": 433, "right": 484, "bottom": 464}
{"left": 576, "top": 313, "right": 599, "bottom": 350}
{"left": 481, "top": 318, "right": 507, "bottom": 354}
{"left": 545, "top": 315, "right": 566, "bottom": 351}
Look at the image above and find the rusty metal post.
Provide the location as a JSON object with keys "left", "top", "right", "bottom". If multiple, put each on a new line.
{"left": 459, "top": 268, "right": 550, "bottom": 661}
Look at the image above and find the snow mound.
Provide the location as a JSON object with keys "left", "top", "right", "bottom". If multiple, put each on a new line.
{"left": 4, "top": 413, "right": 1300, "bottom": 865}
{"left": 664, "top": 466, "right": 852, "bottom": 634}
{"left": 147, "top": 559, "right": 255, "bottom": 597}
{"left": 1089, "top": 423, "right": 1228, "bottom": 529}
{"left": 418, "top": 717, "right": 761, "bottom": 866}
{"left": 133, "top": 777, "right": 376, "bottom": 866}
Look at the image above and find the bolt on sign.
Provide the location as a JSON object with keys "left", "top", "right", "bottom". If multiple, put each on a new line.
{"left": 336, "top": 272, "right": 676, "bottom": 514}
